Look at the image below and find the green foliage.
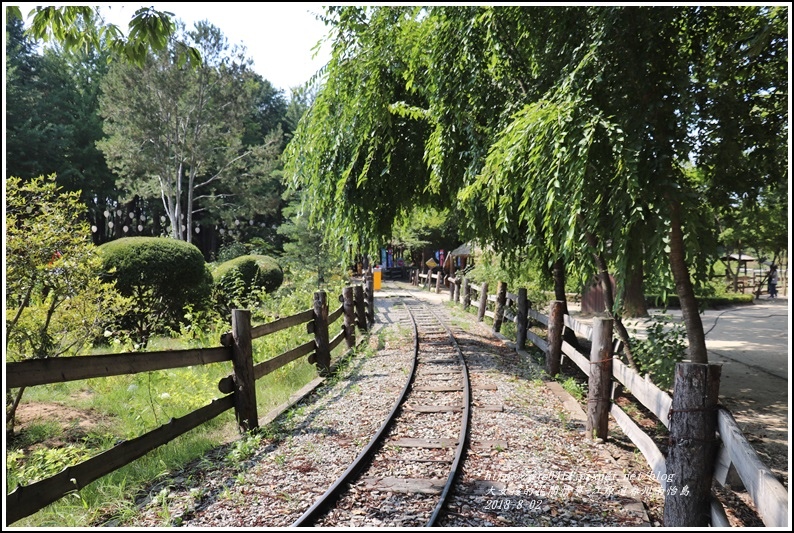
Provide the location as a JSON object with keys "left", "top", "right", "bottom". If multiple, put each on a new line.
{"left": 559, "top": 376, "right": 586, "bottom": 402}
{"left": 225, "top": 433, "right": 263, "bottom": 465}
{"left": 211, "top": 254, "right": 284, "bottom": 314}
{"left": 215, "top": 242, "right": 248, "bottom": 263}
{"left": 277, "top": 193, "right": 345, "bottom": 289}
{"left": 5, "top": 175, "right": 131, "bottom": 363}
{"left": 97, "top": 237, "right": 213, "bottom": 345}
{"left": 630, "top": 312, "right": 688, "bottom": 390}
{"left": 7, "top": 445, "right": 93, "bottom": 491}
{"left": 283, "top": 6, "right": 437, "bottom": 256}
{"left": 9, "top": 5, "right": 201, "bottom": 68}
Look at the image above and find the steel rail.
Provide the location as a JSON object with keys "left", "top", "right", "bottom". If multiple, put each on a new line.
{"left": 423, "top": 303, "right": 471, "bottom": 526}
{"left": 290, "top": 298, "right": 419, "bottom": 527}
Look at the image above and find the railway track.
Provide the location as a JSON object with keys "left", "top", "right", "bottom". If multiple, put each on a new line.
{"left": 291, "top": 297, "right": 471, "bottom": 527}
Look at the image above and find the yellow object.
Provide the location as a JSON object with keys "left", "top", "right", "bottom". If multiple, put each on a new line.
{"left": 425, "top": 258, "right": 438, "bottom": 268}
{"left": 373, "top": 267, "right": 382, "bottom": 290}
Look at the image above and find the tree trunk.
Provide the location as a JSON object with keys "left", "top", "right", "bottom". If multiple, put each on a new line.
{"left": 584, "top": 231, "right": 639, "bottom": 372}
{"left": 6, "top": 386, "right": 26, "bottom": 437}
{"left": 623, "top": 234, "right": 648, "bottom": 318}
{"left": 668, "top": 199, "right": 708, "bottom": 364}
{"left": 552, "top": 258, "right": 581, "bottom": 350}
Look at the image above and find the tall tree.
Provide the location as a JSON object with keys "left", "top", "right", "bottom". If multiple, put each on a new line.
{"left": 5, "top": 16, "right": 111, "bottom": 189}
{"left": 98, "top": 20, "right": 281, "bottom": 244}
{"left": 285, "top": 6, "right": 787, "bottom": 365}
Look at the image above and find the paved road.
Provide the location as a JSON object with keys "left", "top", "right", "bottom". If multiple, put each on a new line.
{"left": 572, "top": 296, "right": 789, "bottom": 487}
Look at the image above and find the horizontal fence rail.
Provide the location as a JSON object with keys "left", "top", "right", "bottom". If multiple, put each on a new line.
{"left": 6, "top": 347, "right": 232, "bottom": 389}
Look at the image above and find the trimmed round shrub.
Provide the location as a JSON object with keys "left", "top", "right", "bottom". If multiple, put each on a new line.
{"left": 212, "top": 254, "right": 283, "bottom": 312}
{"left": 213, "top": 254, "right": 283, "bottom": 294}
{"left": 98, "top": 237, "right": 213, "bottom": 341}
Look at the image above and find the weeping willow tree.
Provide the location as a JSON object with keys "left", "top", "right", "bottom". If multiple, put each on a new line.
{"left": 284, "top": 5, "right": 787, "bottom": 365}
{"left": 283, "top": 7, "right": 436, "bottom": 259}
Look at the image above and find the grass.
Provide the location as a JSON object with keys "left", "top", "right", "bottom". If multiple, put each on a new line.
{"left": 6, "top": 275, "right": 368, "bottom": 527}
{"left": 559, "top": 375, "right": 586, "bottom": 402}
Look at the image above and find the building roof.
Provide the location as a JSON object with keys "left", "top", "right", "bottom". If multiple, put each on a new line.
{"left": 721, "top": 253, "right": 756, "bottom": 262}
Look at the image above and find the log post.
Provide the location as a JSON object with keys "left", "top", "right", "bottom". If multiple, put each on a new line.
{"left": 493, "top": 281, "right": 507, "bottom": 333}
{"left": 516, "top": 288, "right": 528, "bottom": 350}
{"left": 354, "top": 284, "right": 367, "bottom": 332}
{"left": 426, "top": 269, "right": 433, "bottom": 290}
{"left": 366, "top": 277, "right": 375, "bottom": 327}
{"left": 546, "top": 300, "right": 565, "bottom": 376}
{"left": 477, "top": 282, "right": 489, "bottom": 322}
{"left": 463, "top": 278, "right": 471, "bottom": 310}
{"left": 342, "top": 285, "right": 356, "bottom": 348}
{"left": 586, "top": 317, "right": 613, "bottom": 440}
{"left": 436, "top": 271, "right": 443, "bottom": 293}
{"left": 230, "top": 309, "right": 258, "bottom": 432}
{"left": 312, "top": 291, "right": 331, "bottom": 376}
{"left": 449, "top": 276, "right": 456, "bottom": 301}
{"left": 664, "top": 362, "right": 722, "bottom": 527}
{"left": 454, "top": 276, "right": 462, "bottom": 304}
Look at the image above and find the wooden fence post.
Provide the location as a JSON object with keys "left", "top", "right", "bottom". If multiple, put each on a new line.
{"left": 477, "top": 282, "right": 489, "bottom": 322}
{"left": 463, "top": 278, "right": 471, "bottom": 310}
{"left": 664, "top": 362, "right": 722, "bottom": 527}
{"left": 449, "top": 276, "right": 456, "bottom": 301}
{"left": 436, "top": 271, "right": 443, "bottom": 293}
{"left": 343, "top": 285, "right": 355, "bottom": 349}
{"left": 366, "top": 277, "right": 375, "bottom": 326}
{"left": 516, "top": 288, "right": 528, "bottom": 350}
{"left": 312, "top": 291, "right": 331, "bottom": 376}
{"left": 354, "top": 284, "right": 367, "bottom": 332}
{"left": 586, "top": 317, "right": 613, "bottom": 440}
{"left": 454, "top": 277, "right": 462, "bottom": 304}
{"left": 426, "top": 269, "right": 433, "bottom": 290}
{"left": 493, "top": 281, "right": 507, "bottom": 333}
{"left": 546, "top": 300, "right": 564, "bottom": 376}
{"left": 231, "top": 309, "right": 258, "bottom": 432}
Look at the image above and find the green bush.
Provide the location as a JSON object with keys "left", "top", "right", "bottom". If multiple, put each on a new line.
{"left": 630, "top": 312, "right": 687, "bottom": 391}
{"left": 98, "top": 237, "right": 213, "bottom": 345}
{"left": 645, "top": 292, "right": 754, "bottom": 310}
{"left": 212, "top": 254, "right": 283, "bottom": 313}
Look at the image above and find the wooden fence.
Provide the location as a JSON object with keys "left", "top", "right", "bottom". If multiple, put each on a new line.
{"left": 5, "top": 281, "right": 376, "bottom": 526}
{"left": 416, "top": 271, "right": 787, "bottom": 528}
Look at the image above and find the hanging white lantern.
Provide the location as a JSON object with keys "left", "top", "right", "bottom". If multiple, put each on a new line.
{"left": 91, "top": 225, "right": 98, "bottom": 233}
{"left": 123, "top": 226, "right": 129, "bottom": 233}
